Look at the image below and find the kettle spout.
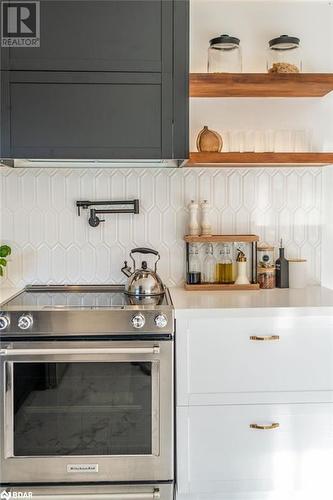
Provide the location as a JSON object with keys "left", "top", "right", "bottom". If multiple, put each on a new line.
{"left": 121, "top": 261, "right": 132, "bottom": 278}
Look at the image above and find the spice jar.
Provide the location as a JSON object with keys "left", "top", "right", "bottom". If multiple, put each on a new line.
{"left": 258, "top": 266, "right": 276, "bottom": 289}
{"left": 267, "top": 35, "right": 302, "bottom": 74}
{"left": 257, "top": 246, "right": 275, "bottom": 268}
{"left": 208, "top": 34, "right": 242, "bottom": 73}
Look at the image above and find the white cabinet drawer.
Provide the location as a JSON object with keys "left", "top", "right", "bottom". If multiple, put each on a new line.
{"left": 177, "top": 316, "right": 333, "bottom": 405}
{"left": 177, "top": 403, "right": 333, "bottom": 497}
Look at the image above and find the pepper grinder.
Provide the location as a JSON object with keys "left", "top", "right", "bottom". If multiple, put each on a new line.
{"left": 235, "top": 248, "right": 250, "bottom": 285}
{"left": 188, "top": 200, "right": 200, "bottom": 236}
{"left": 200, "top": 200, "right": 212, "bottom": 236}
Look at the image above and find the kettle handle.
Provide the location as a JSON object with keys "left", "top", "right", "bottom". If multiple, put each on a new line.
{"left": 130, "top": 247, "right": 159, "bottom": 256}
{"left": 130, "top": 248, "right": 160, "bottom": 272}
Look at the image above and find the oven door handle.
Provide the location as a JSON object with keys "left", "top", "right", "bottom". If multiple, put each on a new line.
{"left": 0, "top": 346, "right": 160, "bottom": 356}
{"left": 5, "top": 492, "right": 161, "bottom": 500}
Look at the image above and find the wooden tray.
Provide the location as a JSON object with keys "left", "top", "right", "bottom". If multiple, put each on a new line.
{"left": 184, "top": 283, "right": 260, "bottom": 291}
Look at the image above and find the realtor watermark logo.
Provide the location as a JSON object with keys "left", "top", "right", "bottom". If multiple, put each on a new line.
{"left": 0, "top": 491, "right": 32, "bottom": 498}
{"left": 1, "top": 1, "right": 40, "bottom": 47}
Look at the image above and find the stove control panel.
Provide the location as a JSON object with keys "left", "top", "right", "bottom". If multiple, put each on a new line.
{"left": 155, "top": 314, "right": 168, "bottom": 328}
{"left": 131, "top": 313, "right": 146, "bottom": 329}
{"left": 0, "top": 306, "right": 173, "bottom": 336}
{"left": 18, "top": 313, "right": 34, "bottom": 330}
{"left": 0, "top": 314, "right": 10, "bottom": 331}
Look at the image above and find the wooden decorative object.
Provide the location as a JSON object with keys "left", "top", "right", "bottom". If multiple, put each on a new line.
{"left": 196, "top": 126, "right": 223, "bottom": 152}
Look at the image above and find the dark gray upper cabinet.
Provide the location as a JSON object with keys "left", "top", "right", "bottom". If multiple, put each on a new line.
{"left": 0, "top": 0, "right": 189, "bottom": 161}
{"left": 4, "top": 1, "right": 163, "bottom": 72}
{"left": 9, "top": 72, "right": 168, "bottom": 159}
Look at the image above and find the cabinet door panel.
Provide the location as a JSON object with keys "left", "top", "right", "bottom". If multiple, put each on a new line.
{"left": 0, "top": 0, "right": 189, "bottom": 160}
{"left": 9, "top": 74, "right": 164, "bottom": 159}
{"left": 177, "top": 316, "right": 333, "bottom": 404}
{"left": 177, "top": 404, "right": 333, "bottom": 497}
{"left": 5, "top": 0, "right": 166, "bottom": 72}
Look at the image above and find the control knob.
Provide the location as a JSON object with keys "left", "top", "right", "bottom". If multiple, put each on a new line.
{"left": 155, "top": 314, "right": 168, "bottom": 328}
{"left": 18, "top": 314, "right": 33, "bottom": 330}
{"left": 131, "top": 313, "right": 145, "bottom": 329}
{"left": 0, "top": 314, "right": 10, "bottom": 331}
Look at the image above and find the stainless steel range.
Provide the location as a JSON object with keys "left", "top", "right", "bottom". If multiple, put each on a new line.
{"left": 0, "top": 285, "right": 174, "bottom": 500}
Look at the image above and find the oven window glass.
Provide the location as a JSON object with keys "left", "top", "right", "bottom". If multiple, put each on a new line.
{"left": 13, "top": 362, "right": 152, "bottom": 456}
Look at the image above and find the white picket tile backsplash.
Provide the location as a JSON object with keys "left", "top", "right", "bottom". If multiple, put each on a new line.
{"left": 0, "top": 166, "right": 322, "bottom": 287}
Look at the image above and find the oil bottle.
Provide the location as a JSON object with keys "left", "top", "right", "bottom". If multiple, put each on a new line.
{"left": 275, "top": 238, "right": 289, "bottom": 288}
{"left": 216, "top": 244, "right": 234, "bottom": 284}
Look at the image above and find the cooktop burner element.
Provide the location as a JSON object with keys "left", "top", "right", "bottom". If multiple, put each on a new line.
{"left": 0, "top": 285, "right": 173, "bottom": 338}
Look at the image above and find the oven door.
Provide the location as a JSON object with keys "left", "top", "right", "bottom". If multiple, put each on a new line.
{"left": 0, "top": 340, "right": 173, "bottom": 483}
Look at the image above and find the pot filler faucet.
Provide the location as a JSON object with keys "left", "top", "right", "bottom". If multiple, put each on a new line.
{"left": 76, "top": 199, "right": 140, "bottom": 227}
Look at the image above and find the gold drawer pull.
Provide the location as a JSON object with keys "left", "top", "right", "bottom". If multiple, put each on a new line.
{"left": 250, "top": 423, "right": 280, "bottom": 430}
{"left": 250, "top": 335, "right": 280, "bottom": 341}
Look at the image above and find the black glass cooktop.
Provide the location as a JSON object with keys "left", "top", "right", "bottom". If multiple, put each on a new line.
{"left": 3, "top": 285, "right": 168, "bottom": 309}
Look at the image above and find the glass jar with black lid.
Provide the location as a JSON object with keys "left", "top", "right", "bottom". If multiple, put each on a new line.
{"left": 207, "top": 34, "right": 242, "bottom": 73}
{"left": 267, "top": 35, "right": 302, "bottom": 73}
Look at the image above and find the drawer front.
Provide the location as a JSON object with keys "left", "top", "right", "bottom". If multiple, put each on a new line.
{"left": 178, "top": 316, "right": 333, "bottom": 403}
{"left": 177, "top": 403, "right": 333, "bottom": 496}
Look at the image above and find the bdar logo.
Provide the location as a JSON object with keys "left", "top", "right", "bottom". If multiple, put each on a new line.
{"left": 1, "top": 1, "right": 40, "bottom": 47}
{"left": 0, "top": 491, "right": 11, "bottom": 499}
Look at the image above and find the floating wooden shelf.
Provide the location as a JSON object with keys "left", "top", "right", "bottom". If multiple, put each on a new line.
{"left": 184, "top": 283, "right": 260, "bottom": 291}
{"left": 190, "top": 73, "right": 333, "bottom": 98}
{"left": 184, "top": 234, "right": 259, "bottom": 243}
{"left": 187, "top": 152, "right": 333, "bottom": 167}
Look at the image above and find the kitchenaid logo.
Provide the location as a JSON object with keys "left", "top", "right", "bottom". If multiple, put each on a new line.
{"left": 1, "top": 1, "right": 40, "bottom": 47}
{"left": 0, "top": 492, "right": 32, "bottom": 499}
{"left": 67, "top": 463, "right": 99, "bottom": 473}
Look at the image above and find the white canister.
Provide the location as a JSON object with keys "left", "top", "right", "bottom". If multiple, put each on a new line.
{"left": 289, "top": 259, "right": 307, "bottom": 288}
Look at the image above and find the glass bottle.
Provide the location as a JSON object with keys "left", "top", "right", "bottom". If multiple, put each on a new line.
{"left": 187, "top": 243, "right": 201, "bottom": 284}
{"left": 216, "top": 244, "right": 235, "bottom": 284}
{"left": 202, "top": 244, "right": 217, "bottom": 283}
{"left": 275, "top": 239, "right": 289, "bottom": 288}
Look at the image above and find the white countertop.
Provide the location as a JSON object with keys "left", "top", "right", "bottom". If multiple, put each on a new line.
{"left": 0, "top": 286, "right": 23, "bottom": 306}
{"left": 2, "top": 285, "right": 333, "bottom": 314}
{"left": 170, "top": 285, "right": 333, "bottom": 311}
